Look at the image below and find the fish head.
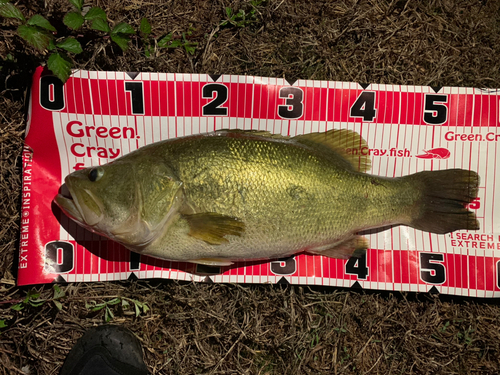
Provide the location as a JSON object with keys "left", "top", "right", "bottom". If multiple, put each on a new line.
{"left": 55, "top": 158, "right": 183, "bottom": 249}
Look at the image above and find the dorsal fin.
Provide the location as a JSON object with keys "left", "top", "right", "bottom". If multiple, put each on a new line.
{"left": 293, "top": 129, "right": 371, "bottom": 172}
{"left": 215, "top": 129, "right": 288, "bottom": 139}
{"left": 215, "top": 128, "right": 371, "bottom": 172}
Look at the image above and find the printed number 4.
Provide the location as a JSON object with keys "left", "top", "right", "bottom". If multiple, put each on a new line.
{"left": 345, "top": 253, "right": 369, "bottom": 279}
{"left": 350, "top": 91, "right": 376, "bottom": 122}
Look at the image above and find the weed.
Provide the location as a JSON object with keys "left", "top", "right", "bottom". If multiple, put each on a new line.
{"left": 10, "top": 285, "right": 66, "bottom": 312}
{"left": 220, "top": 0, "right": 264, "bottom": 28}
{"left": 157, "top": 26, "right": 198, "bottom": 56}
{"left": 0, "top": 0, "right": 134, "bottom": 82}
{"left": 85, "top": 297, "right": 149, "bottom": 323}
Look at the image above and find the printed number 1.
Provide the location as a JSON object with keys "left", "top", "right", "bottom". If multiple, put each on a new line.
{"left": 125, "top": 82, "right": 145, "bottom": 114}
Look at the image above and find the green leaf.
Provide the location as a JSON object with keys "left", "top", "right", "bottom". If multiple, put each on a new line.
{"left": 121, "top": 299, "right": 130, "bottom": 309}
{"left": 142, "top": 303, "right": 150, "bottom": 314}
{"left": 29, "top": 298, "right": 46, "bottom": 307}
{"left": 0, "top": 2, "right": 25, "bottom": 21}
{"left": 110, "top": 32, "right": 130, "bottom": 51}
{"left": 53, "top": 285, "right": 65, "bottom": 300}
{"left": 140, "top": 17, "right": 151, "bottom": 38}
{"left": 84, "top": 7, "right": 107, "bottom": 21}
{"left": 57, "top": 37, "right": 83, "bottom": 54}
{"left": 90, "top": 303, "right": 106, "bottom": 312}
{"left": 157, "top": 33, "right": 173, "bottom": 48}
{"left": 184, "top": 43, "right": 197, "bottom": 55}
{"left": 11, "top": 303, "right": 24, "bottom": 311}
{"left": 17, "top": 24, "right": 53, "bottom": 50}
{"left": 169, "top": 40, "right": 182, "bottom": 48}
{"left": 91, "top": 18, "right": 110, "bottom": 33}
{"left": 48, "top": 39, "right": 56, "bottom": 50}
{"left": 27, "top": 14, "right": 56, "bottom": 31}
{"left": 112, "top": 22, "right": 135, "bottom": 35}
{"left": 105, "top": 306, "right": 114, "bottom": 322}
{"left": 63, "top": 11, "right": 84, "bottom": 30}
{"left": 0, "top": 319, "right": 7, "bottom": 328}
{"left": 68, "top": 0, "right": 83, "bottom": 11}
{"left": 225, "top": 7, "right": 233, "bottom": 18}
{"left": 47, "top": 52, "right": 72, "bottom": 82}
{"left": 27, "top": 291, "right": 40, "bottom": 299}
{"left": 53, "top": 300, "right": 63, "bottom": 311}
{"left": 134, "top": 302, "right": 140, "bottom": 317}
{"left": 107, "top": 297, "right": 121, "bottom": 305}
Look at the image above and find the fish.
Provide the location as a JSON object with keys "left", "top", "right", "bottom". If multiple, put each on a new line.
{"left": 54, "top": 129, "right": 480, "bottom": 266}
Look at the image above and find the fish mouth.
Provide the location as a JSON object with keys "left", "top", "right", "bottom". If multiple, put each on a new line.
{"left": 55, "top": 184, "right": 85, "bottom": 223}
{"left": 54, "top": 179, "right": 104, "bottom": 227}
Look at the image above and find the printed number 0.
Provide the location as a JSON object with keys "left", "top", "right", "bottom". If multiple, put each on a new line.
{"left": 278, "top": 87, "right": 304, "bottom": 119}
{"left": 202, "top": 84, "right": 228, "bottom": 116}
{"left": 44, "top": 241, "right": 74, "bottom": 273}
{"left": 270, "top": 256, "right": 297, "bottom": 275}
{"left": 419, "top": 253, "right": 446, "bottom": 284}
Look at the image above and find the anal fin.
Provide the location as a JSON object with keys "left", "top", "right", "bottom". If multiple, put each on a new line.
{"left": 308, "top": 236, "right": 369, "bottom": 260}
{"left": 188, "top": 258, "right": 234, "bottom": 266}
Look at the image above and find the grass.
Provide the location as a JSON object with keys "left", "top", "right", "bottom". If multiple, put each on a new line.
{"left": 2, "top": 0, "right": 500, "bottom": 373}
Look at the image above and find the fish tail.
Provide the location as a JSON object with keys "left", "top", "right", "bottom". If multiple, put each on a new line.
{"left": 408, "top": 169, "right": 479, "bottom": 234}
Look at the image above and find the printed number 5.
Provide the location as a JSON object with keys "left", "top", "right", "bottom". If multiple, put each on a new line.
{"left": 278, "top": 87, "right": 304, "bottom": 119}
{"left": 423, "top": 94, "right": 448, "bottom": 125}
{"left": 420, "top": 253, "right": 446, "bottom": 284}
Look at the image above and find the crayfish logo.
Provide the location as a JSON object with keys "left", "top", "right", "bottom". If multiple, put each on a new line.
{"left": 415, "top": 148, "right": 450, "bottom": 159}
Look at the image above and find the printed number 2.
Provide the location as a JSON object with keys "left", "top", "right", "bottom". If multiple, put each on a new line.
{"left": 423, "top": 94, "right": 448, "bottom": 124}
{"left": 420, "top": 253, "right": 446, "bottom": 284}
{"left": 350, "top": 91, "right": 376, "bottom": 121}
{"left": 202, "top": 84, "right": 228, "bottom": 116}
{"left": 345, "top": 253, "right": 369, "bottom": 279}
{"left": 278, "top": 87, "right": 303, "bottom": 119}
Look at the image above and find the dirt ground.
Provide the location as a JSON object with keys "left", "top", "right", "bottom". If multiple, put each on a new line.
{"left": 2, "top": 0, "right": 500, "bottom": 374}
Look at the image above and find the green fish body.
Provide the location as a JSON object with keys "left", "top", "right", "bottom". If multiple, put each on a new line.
{"left": 55, "top": 129, "right": 479, "bottom": 266}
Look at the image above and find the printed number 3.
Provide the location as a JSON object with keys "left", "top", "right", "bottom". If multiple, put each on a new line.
{"left": 278, "top": 87, "right": 304, "bottom": 119}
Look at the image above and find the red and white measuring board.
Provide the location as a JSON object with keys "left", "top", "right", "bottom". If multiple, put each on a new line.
{"left": 19, "top": 66, "right": 500, "bottom": 297}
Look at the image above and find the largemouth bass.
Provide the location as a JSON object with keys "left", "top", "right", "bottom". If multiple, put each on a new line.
{"left": 55, "top": 129, "right": 479, "bottom": 266}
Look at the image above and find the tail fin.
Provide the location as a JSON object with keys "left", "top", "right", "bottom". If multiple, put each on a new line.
{"left": 409, "top": 169, "right": 479, "bottom": 234}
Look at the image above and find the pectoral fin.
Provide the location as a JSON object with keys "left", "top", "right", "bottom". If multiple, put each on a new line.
{"left": 184, "top": 212, "right": 246, "bottom": 245}
{"left": 309, "top": 236, "right": 369, "bottom": 259}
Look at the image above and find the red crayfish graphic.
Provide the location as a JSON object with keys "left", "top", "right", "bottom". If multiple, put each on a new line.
{"left": 415, "top": 148, "right": 451, "bottom": 159}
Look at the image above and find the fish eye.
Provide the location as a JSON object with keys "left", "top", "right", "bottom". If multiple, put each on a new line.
{"left": 88, "top": 167, "right": 104, "bottom": 182}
